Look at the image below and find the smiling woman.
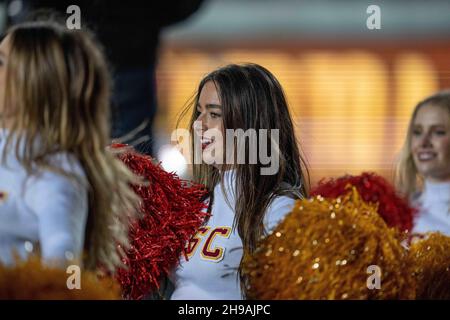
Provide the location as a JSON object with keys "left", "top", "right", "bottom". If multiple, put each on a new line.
{"left": 194, "top": 81, "right": 223, "bottom": 164}
{"left": 171, "top": 63, "right": 310, "bottom": 300}
{"left": 396, "top": 90, "right": 450, "bottom": 235}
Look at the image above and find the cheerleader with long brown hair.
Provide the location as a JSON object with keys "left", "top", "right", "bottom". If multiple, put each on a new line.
{"left": 171, "top": 63, "right": 310, "bottom": 299}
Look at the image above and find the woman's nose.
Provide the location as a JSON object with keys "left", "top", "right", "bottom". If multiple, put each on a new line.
{"left": 420, "top": 131, "right": 433, "bottom": 147}
{"left": 195, "top": 113, "right": 208, "bottom": 129}
{"left": 196, "top": 111, "right": 205, "bottom": 122}
{"left": 193, "top": 118, "right": 207, "bottom": 136}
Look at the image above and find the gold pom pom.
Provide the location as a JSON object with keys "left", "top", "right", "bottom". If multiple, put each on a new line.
{"left": 0, "top": 256, "right": 121, "bottom": 299}
{"left": 242, "top": 188, "right": 415, "bottom": 300}
{"left": 409, "top": 233, "right": 450, "bottom": 299}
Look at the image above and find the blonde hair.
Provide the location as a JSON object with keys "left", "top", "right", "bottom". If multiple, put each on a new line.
{"left": 1, "top": 21, "right": 140, "bottom": 272}
{"left": 395, "top": 90, "right": 450, "bottom": 199}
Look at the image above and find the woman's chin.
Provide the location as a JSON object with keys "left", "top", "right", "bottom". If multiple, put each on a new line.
{"left": 202, "top": 155, "right": 220, "bottom": 167}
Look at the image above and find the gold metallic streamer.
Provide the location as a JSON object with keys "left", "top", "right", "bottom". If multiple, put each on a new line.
{"left": 242, "top": 188, "right": 415, "bottom": 299}
{"left": 0, "top": 256, "right": 120, "bottom": 299}
{"left": 410, "top": 233, "right": 450, "bottom": 300}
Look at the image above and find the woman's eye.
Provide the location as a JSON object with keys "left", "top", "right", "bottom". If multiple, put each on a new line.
{"left": 210, "top": 112, "right": 221, "bottom": 119}
{"left": 412, "top": 129, "right": 422, "bottom": 136}
{"left": 435, "top": 130, "right": 447, "bottom": 136}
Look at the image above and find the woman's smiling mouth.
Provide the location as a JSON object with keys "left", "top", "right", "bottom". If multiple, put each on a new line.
{"left": 201, "top": 136, "right": 214, "bottom": 150}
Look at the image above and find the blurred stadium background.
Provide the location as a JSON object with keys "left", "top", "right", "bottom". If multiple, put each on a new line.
{"left": 1, "top": 0, "right": 449, "bottom": 185}
{"left": 155, "top": 0, "right": 450, "bottom": 184}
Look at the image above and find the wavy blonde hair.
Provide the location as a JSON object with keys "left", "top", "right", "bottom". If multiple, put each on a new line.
{"left": 1, "top": 21, "right": 140, "bottom": 272}
{"left": 395, "top": 90, "right": 450, "bottom": 199}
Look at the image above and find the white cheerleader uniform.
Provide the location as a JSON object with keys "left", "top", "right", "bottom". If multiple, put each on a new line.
{"left": 412, "top": 180, "right": 450, "bottom": 236}
{"left": 0, "top": 129, "right": 88, "bottom": 265}
{"left": 170, "top": 170, "right": 295, "bottom": 300}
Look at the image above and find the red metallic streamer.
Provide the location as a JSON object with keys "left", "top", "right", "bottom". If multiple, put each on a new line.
{"left": 311, "top": 172, "right": 415, "bottom": 232}
{"left": 113, "top": 144, "right": 208, "bottom": 299}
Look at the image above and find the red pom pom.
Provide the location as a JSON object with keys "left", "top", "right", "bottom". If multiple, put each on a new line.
{"left": 311, "top": 172, "right": 416, "bottom": 232}
{"left": 113, "top": 145, "right": 208, "bottom": 299}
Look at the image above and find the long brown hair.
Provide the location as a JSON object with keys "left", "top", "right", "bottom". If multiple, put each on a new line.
{"left": 395, "top": 90, "right": 450, "bottom": 199}
{"left": 1, "top": 21, "right": 139, "bottom": 272}
{"left": 179, "top": 63, "right": 309, "bottom": 292}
